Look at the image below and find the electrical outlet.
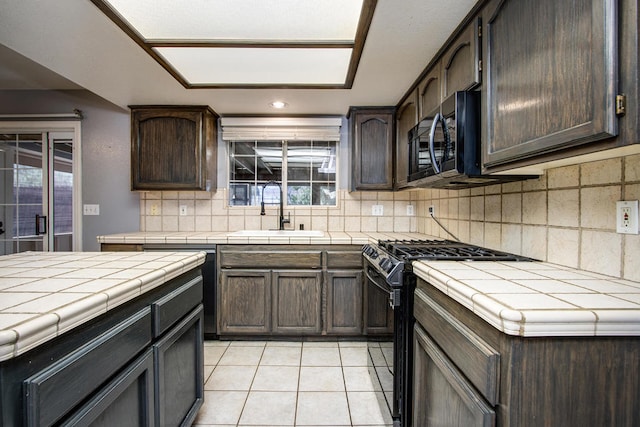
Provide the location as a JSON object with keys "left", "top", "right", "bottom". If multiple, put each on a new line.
{"left": 150, "top": 204, "right": 159, "bottom": 216}
{"left": 83, "top": 204, "right": 100, "bottom": 215}
{"left": 179, "top": 205, "right": 188, "bottom": 216}
{"left": 372, "top": 204, "right": 384, "bottom": 216}
{"left": 428, "top": 205, "right": 435, "bottom": 216}
{"left": 406, "top": 205, "right": 415, "bottom": 216}
{"left": 616, "top": 200, "right": 639, "bottom": 234}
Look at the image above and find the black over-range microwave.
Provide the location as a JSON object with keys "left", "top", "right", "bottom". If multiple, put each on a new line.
{"left": 407, "top": 91, "right": 538, "bottom": 189}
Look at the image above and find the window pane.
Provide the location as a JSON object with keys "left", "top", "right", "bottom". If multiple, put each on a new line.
{"left": 288, "top": 184, "right": 311, "bottom": 206}
{"left": 261, "top": 182, "right": 282, "bottom": 205}
{"left": 312, "top": 142, "right": 336, "bottom": 181}
{"left": 287, "top": 141, "right": 311, "bottom": 180}
{"left": 256, "top": 141, "right": 282, "bottom": 181}
{"left": 229, "top": 183, "right": 252, "bottom": 206}
{"left": 312, "top": 183, "right": 336, "bottom": 206}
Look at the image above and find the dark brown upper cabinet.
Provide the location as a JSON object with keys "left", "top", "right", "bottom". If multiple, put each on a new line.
{"left": 482, "top": 0, "right": 619, "bottom": 170}
{"left": 418, "top": 62, "right": 442, "bottom": 120}
{"left": 349, "top": 107, "right": 395, "bottom": 191}
{"left": 395, "top": 90, "right": 419, "bottom": 189}
{"left": 441, "top": 17, "right": 482, "bottom": 99}
{"left": 131, "top": 105, "right": 218, "bottom": 191}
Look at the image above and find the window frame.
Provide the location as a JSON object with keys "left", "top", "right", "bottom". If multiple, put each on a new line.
{"left": 227, "top": 139, "right": 338, "bottom": 208}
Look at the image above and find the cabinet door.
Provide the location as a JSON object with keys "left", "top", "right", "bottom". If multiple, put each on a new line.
{"left": 218, "top": 269, "right": 271, "bottom": 334}
{"left": 272, "top": 270, "right": 323, "bottom": 334}
{"left": 326, "top": 270, "right": 363, "bottom": 335}
{"left": 131, "top": 106, "right": 217, "bottom": 191}
{"left": 418, "top": 62, "right": 442, "bottom": 120}
{"left": 441, "top": 17, "right": 482, "bottom": 99}
{"left": 395, "top": 91, "right": 418, "bottom": 189}
{"left": 482, "top": 0, "right": 618, "bottom": 169}
{"left": 154, "top": 305, "right": 204, "bottom": 427}
{"left": 60, "top": 350, "right": 155, "bottom": 427}
{"left": 413, "top": 325, "right": 495, "bottom": 427}
{"left": 350, "top": 108, "right": 395, "bottom": 191}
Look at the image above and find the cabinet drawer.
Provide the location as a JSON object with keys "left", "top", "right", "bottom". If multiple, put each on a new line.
{"left": 24, "top": 308, "right": 152, "bottom": 427}
{"left": 325, "top": 249, "right": 363, "bottom": 269}
{"left": 414, "top": 286, "right": 500, "bottom": 405}
{"left": 152, "top": 275, "right": 203, "bottom": 337}
{"left": 60, "top": 349, "right": 155, "bottom": 426}
{"left": 219, "top": 249, "right": 322, "bottom": 269}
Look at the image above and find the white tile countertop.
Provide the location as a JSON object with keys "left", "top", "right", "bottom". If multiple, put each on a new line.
{"left": 0, "top": 251, "right": 206, "bottom": 362}
{"left": 96, "top": 231, "right": 432, "bottom": 246}
{"left": 412, "top": 260, "right": 640, "bottom": 337}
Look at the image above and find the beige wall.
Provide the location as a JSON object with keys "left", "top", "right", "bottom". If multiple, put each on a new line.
{"left": 139, "top": 153, "right": 640, "bottom": 282}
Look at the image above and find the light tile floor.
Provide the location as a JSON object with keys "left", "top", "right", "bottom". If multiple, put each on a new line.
{"left": 193, "top": 340, "right": 394, "bottom": 427}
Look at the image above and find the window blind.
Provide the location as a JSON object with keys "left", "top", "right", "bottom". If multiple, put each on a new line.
{"left": 221, "top": 117, "right": 342, "bottom": 141}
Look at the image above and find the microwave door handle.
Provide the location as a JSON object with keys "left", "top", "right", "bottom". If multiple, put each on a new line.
{"left": 429, "top": 112, "right": 443, "bottom": 174}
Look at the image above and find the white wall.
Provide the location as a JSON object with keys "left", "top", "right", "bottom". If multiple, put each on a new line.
{"left": 0, "top": 89, "right": 139, "bottom": 251}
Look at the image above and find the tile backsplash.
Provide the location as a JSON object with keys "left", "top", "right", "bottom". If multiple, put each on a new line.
{"left": 139, "top": 153, "right": 640, "bottom": 282}
{"left": 414, "top": 154, "right": 640, "bottom": 282}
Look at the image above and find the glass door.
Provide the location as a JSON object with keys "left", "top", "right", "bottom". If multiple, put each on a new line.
{"left": 0, "top": 131, "right": 74, "bottom": 255}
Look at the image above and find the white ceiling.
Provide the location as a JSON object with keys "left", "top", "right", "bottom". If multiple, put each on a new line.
{"left": 0, "top": 0, "right": 477, "bottom": 115}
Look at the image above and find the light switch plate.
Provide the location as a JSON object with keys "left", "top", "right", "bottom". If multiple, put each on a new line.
{"left": 616, "top": 200, "right": 639, "bottom": 234}
{"left": 406, "top": 205, "right": 415, "bottom": 216}
{"left": 372, "top": 204, "right": 383, "bottom": 216}
{"left": 179, "top": 205, "right": 188, "bottom": 216}
{"left": 83, "top": 204, "right": 100, "bottom": 215}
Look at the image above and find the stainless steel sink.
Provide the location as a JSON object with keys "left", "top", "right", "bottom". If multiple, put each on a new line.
{"left": 226, "top": 230, "right": 325, "bottom": 237}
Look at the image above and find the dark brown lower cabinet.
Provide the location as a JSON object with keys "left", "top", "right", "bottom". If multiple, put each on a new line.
{"left": 326, "top": 270, "right": 363, "bottom": 335}
{"left": 413, "top": 325, "right": 495, "bottom": 427}
{"left": 218, "top": 269, "right": 271, "bottom": 334}
{"left": 414, "top": 277, "right": 640, "bottom": 426}
{"left": 217, "top": 245, "right": 365, "bottom": 337}
{"left": 272, "top": 270, "right": 322, "bottom": 335}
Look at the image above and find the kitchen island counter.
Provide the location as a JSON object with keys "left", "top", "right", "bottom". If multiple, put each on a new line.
{"left": 413, "top": 259, "right": 640, "bottom": 337}
{"left": 0, "top": 250, "right": 205, "bottom": 362}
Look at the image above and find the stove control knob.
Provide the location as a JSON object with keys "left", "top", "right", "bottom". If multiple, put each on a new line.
{"left": 363, "top": 246, "right": 377, "bottom": 258}
{"left": 379, "top": 258, "right": 389, "bottom": 270}
{"left": 385, "top": 260, "right": 395, "bottom": 273}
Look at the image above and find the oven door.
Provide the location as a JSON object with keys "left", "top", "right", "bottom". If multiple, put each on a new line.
{"left": 364, "top": 259, "right": 402, "bottom": 425}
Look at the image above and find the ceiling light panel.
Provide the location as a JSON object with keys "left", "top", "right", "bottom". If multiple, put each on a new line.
{"left": 154, "top": 47, "right": 352, "bottom": 85}
{"left": 103, "top": 0, "right": 364, "bottom": 41}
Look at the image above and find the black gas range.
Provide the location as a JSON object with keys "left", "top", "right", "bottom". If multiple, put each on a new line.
{"left": 363, "top": 239, "right": 533, "bottom": 427}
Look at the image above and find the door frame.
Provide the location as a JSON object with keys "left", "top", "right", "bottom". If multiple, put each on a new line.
{"left": 0, "top": 120, "right": 82, "bottom": 251}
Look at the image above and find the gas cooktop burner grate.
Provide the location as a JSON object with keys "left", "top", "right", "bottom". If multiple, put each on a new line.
{"left": 377, "top": 239, "right": 534, "bottom": 261}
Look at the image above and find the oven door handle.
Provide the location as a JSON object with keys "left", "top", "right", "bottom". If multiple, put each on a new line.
{"left": 365, "top": 266, "right": 388, "bottom": 292}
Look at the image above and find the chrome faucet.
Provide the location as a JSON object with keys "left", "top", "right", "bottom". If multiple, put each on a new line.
{"left": 260, "top": 181, "right": 290, "bottom": 230}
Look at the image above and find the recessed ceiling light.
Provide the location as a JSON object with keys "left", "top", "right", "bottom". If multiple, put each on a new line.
{"left": 269, "top": 101, "right": 288, "bottom": 109}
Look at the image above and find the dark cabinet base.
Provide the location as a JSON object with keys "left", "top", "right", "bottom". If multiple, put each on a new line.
{"left": 0, "top": 269, "right": 204, "bottom": 427}
{"left": 414, "top": 277, "right": 640, "bottom": 426}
